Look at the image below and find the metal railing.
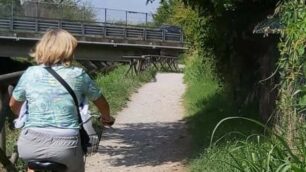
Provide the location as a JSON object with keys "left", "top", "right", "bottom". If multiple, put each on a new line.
{"left": 0, "top": 1, "right": 183, "bottom": 43}
{"left": 0, "top": 71, "right": 24, "bottom": 153}
{"left": 0, "top": 17, "right": 182, "bottom": 42}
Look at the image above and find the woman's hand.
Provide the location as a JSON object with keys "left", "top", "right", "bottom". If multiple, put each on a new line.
{"left": 9, "top": 96, "right": 24, "bottom": 116}
{"left": 100, "top": 115, "right": 115, "bottom": 126}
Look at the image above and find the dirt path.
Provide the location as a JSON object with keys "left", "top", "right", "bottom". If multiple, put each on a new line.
{"left": 85, "top": 73, "right": 191, "bottom": 172}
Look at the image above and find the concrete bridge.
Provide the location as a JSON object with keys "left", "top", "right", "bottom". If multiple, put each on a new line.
{"left": 0, "top": 2, "right": 185, "bottom": 61}
{"left": 0, "top": 18, "right": 184, "bottom": 60}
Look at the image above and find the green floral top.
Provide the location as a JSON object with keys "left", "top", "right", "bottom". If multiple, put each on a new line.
{"left": 13, "top": 65, "right": 102, "bottom": 129}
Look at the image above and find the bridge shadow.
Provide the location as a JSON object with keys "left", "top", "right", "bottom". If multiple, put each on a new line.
{"left": 97, "top": 121, "right": 191, "bottom": 167}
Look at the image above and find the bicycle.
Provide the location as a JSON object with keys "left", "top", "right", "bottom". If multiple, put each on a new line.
{"left": 27, "top": 161, "right": 67, "bottom": 172}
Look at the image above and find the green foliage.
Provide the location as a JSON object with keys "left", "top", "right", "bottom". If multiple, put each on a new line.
{"left": 184, "top": 51, "right": 219, "bottom": 115}
{"left": 0, "top": 0, "right": 95, "bottom": 21}
{"left": 184, "top": 0, "right": 306, "bottom": 171}
{"left": 184, "top": 62, "right": 265, "bottom": 171}
{"left": 276, "top": 0, "right": 306, "bottom": 147}
{"left": 154, "top": 0, "right": 209, "bottom": 49}
{"left": 59, "top": 0, "right": 95, "bottom": 21}
{"left": 156, "top": 0, "right": 306, "bottom": 171}
{"left": 194, "top": 117, "right": 306, "bottom": 172}
{"left": 178, "top": 0, "right": 280, "bottom": 106}
{"left": 0, "top": 0, "right": 19, "bottom": 17}
{"left": 153, "top": 0, "right": 173, "bottom": 26}
{"left": 184, "top": 51, "right": 216, "bottom": 84}
{"left": 5, "top": 122, "right": 25, "bottom": 171}
{"left": 183, "top": 51, "right": 261, "bottom": 154}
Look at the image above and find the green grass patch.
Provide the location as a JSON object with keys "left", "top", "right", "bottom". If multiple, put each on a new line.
{"left": 184, "top": 51, "right": 306, "bottom": 171}
{"left": 191, "top": 132, "right": 306, "bottom": 171}
{"left": 183, "top": 52, "right": 263, "bottom": 171}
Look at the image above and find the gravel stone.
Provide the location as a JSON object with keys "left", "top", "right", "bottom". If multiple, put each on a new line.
{"left": 85, "top": 73, "right": 191, "bottom": 172}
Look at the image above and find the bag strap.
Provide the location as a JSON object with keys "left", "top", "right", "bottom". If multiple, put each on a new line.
{"left": 44, "top": 66, "right": 82, "bottom": 124}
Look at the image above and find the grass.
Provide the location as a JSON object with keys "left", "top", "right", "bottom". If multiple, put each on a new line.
{"left": 184, "top": 52, "right": 306, "bottom": 171}
{"left": 185, "top": 81, "right": 263, "bottom": 171}
{"left": 183, "top": 52, "right": 264, "bottom": 171}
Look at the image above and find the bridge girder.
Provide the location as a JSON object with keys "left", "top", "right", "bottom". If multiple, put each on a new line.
{"left": 0, "top": 38, "right": 183, "bottom": 61}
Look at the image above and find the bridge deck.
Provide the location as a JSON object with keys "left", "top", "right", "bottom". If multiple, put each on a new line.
{"left": 0, "top": 17, "right": 184, "bottom": 49}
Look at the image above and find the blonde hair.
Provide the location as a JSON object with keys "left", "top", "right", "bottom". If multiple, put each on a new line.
{"left": 31, "top": 29, "right": 78, "bottom": 66}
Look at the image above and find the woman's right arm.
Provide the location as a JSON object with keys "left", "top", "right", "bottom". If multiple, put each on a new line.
{"left": 82, "top": 70, "right": 114, "bottom": 125}
{"left": 93, "top": 95, "right": 115, "bottom": 125}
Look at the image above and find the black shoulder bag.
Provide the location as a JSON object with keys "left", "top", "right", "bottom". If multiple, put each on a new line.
{"left": 44, "top": 67, "right": 90, "bottom": 154}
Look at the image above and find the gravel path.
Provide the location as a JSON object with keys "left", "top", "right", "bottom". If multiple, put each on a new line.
{"left": 85, "top": 73, "right": 191, "bottom": 172}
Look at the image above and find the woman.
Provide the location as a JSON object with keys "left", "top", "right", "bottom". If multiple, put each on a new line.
{"left": 9, "top": 29, "right": 114, "bottom": 172}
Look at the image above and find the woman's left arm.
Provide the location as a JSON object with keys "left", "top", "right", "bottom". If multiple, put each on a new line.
{"left": 9, "top": 97, "right": 24, "bottom": 116}
{"left": 9, "top": 68, "right": 30, "bottom": 116}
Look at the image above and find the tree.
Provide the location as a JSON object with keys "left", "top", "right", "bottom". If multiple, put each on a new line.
{"left": 153, "top": 0, "right": 172, "bottom": 25}
{"left": 0, "top": 0, "right": 95, "bottom": 21}
{"left": 155, "top": 0, "right": 283, "bottom": 122}
{"left": 0, "top": 0, "right": 21, "bottom": 17}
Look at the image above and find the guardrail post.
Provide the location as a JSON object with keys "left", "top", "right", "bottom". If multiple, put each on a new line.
{"left": 35, "top": 18, "right": 39, "bottom": 32}
{"left": 10, "top": 18, "right": 14, "bottom": 31}
{"left": 180, "top": 33, "right": 184, "bottom": 43}
{"left": 145, "top": 13, "right": 148, "bottom": 25}
{"left": 143, "top": 29, "right": 146, "bottom": 41}
{"left": 104, "top": 24, "right": 107, "bottom": 37}
{"left": 125, "top": 11, "right": 128, "bottom": 25}
{"left": 58, "top": 20, "right": 62, "bottom": 29}
{"left": 81, "top": 23, "right": 85, "bottom": 36}
{"left": 105, "top": 9, "right": 107, "bottom": 23}
{"left": 82, "top": 7, "right": 85, "bottom": 21}
{"left": 162, "top": 29, "right": 166, "bottom": 41}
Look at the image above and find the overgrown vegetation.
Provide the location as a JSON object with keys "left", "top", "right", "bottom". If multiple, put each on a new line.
{"left": 0, "top": 0, "right": 95, "bottom": 21}
{"left": 154, "top": 0, "right": 306, "bottom": 171}
{"left": 276, "top": 0, "right": 306, "bottom": 149}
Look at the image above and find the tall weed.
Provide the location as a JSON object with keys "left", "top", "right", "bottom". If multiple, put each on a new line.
{"left": 210, "top": 117, "right": 306, "bottom": 172}
{"left": 184, "top": 52, "right": 262, "bottom": 171}
{"left": 189, "top": 115, "right": 306, "bottom": 172}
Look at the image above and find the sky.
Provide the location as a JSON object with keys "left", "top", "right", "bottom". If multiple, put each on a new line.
{"left": 84, "top": 0, "right": 161, "bottom": 13}
{"left": 80, "top": 0, "right": 161, "bottom": 24}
